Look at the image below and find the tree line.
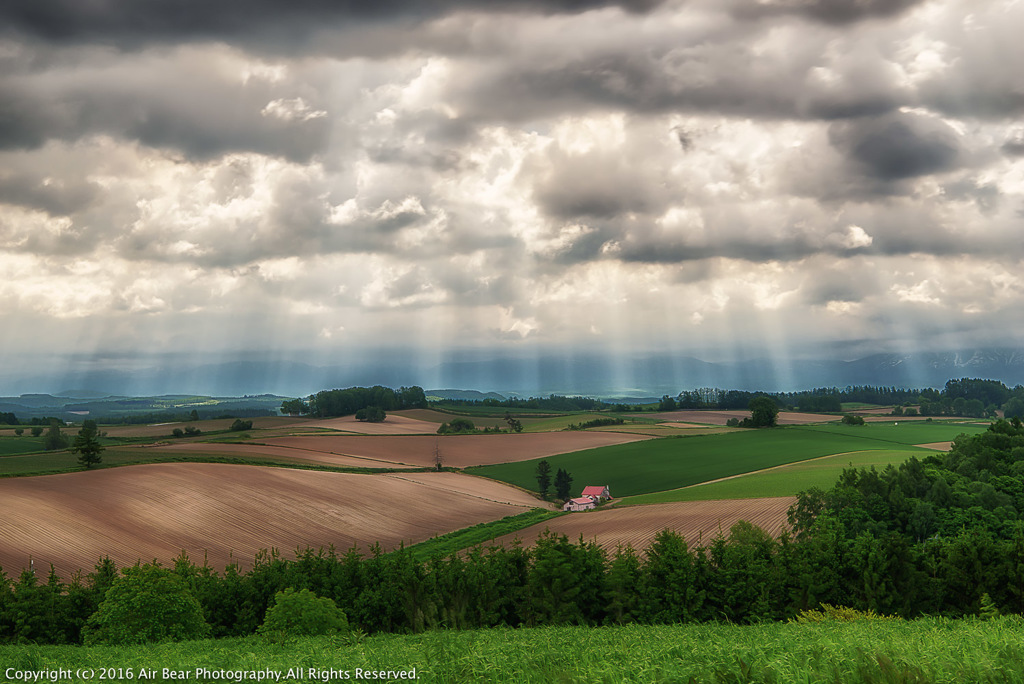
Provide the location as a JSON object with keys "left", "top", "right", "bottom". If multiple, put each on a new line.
{"left": 282, "top": 386, "right": 427, "bottom": 418}
{"left": 434, "top": 395, "right": 610, "bottom": 412}
{"left": 666, "top": 379, "right": 1024, "bottom": 418}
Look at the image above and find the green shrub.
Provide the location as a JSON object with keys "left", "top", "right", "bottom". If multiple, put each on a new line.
{"left": 258, "top": 588, "right": 349, "bottom": 638}
{"left": 83, "top": 564, "right": 210, "bottom": 645}
{"left": 791, "top": 604, "right": 901, "bottom": 624}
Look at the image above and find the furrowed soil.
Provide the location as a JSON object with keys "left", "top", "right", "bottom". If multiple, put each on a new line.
{"left": 0, "top": 464, "right": 547, "bottom": 576}
{"left": 177, "top": 431, "right": 654, "bottom": 468}
{"left": 486, "top": 497, "right": 795, "bottom": 553}
{"left": 285, "top": 413, "right": 443, "bottom": 434}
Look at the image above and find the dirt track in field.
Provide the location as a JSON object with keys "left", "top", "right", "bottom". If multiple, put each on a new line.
{"left": 0, "top": 464, "right": 546, "bottom": 576}
{"left": 178, "top": 431, "right": 654, "bottom": 468}
{"left": 646, "top": 410, "right": 832, "bottom": 425}
{"left": 917, "top": 441, "right": 953, "bottom": 451}
{"left": 487, "top": 497, "right": 795, "bottom": 553}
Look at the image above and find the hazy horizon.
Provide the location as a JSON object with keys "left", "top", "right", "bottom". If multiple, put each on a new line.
{"left": 2, "top": 0, "right": 1023, "bottom": 392}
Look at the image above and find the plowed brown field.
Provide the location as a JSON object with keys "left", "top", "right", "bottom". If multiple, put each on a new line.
{"left": 647, "top": 411, "right": 832, "bottom": 425}
{"left": 290, "top": 414, "right": 443, "bottom": 435}
{"left": 0, "top": 464, "right": 548, "bottom": 576}
{"left": 153, "top": 432, "right": 652, "bottom": 468}
{"left": 487, "top": 497, "right": 795, "bottom": 553}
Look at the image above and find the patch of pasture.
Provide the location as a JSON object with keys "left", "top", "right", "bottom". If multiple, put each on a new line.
{"left": 646, "top": 410, "right": 835, "bottom": 425}
{"left": 0, "top": 436, "right": 46, "bottom": 456}
{"left": 620, "top": 449, "right": 929, "bottom": 505}
{"left": 796, "top": 421, "right": 989, "bottom": 446}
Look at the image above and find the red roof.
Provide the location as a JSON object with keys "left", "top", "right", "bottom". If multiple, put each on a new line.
{"left": 581, "top": 486, "right": 608, "bottom": 497}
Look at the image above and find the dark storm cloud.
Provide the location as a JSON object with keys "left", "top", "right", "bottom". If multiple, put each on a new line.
{"left": 1004, "top": 137, "right": 1024, "bottom": 158}
{"left": 829, "top": 112, "right": 962, "bottom": 183}
{"left": 532, "top": 146, "right": 672, "bottom": 220}
{"left": 734, "top": 0, "right": 927, "bottom": 25}
{"left": 451, "top": 37, "right": 906, "bottom": 125}
{"left": 0, "top": 172, "right": 98, "bottom": 216}
{"left": 0, "top": 0, "right": 664, "bottom": 48}
{"left": 0, "top": 54, "right": 333, "bottom": 161}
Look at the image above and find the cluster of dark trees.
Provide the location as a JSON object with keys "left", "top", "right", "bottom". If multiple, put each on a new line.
{"left": 667, "top": 379, "right": 1024, "bottom": 418}
{"left": 913, "top": 379, "right": 1024, "bottom": 419}
{"left": 567, "top": 417, "right": 624, "bottom": 430}
{"left": 0, "top": 412, "right": 19, "bottom": 425}
{"left": 534, "top": 460, "right": 573, "bottom": 501}
{"left": 285, "top": 386, "right": 427, "bottom": 418}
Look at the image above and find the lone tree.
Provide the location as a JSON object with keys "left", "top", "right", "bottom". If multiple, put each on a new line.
{"left": 748, "top": 397, "right": 779, "bottom": 428}
{"left": 42, "top": 421, "right": 70, "bottom": 451}
{"left": 536, "top": 460, "right": 552, "bottom": 499}
{"left": 554, "top": 468, "right": 574, "bottom": 501}
{"left": 71, "top": 420, "right": 105, "bottom": 469}
{"left": 504, "top": 412, "right": 524, "bottom": 433}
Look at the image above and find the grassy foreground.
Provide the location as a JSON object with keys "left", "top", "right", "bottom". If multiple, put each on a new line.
{"left": 3, "top": 618, "right": 1024, "bottom": 683}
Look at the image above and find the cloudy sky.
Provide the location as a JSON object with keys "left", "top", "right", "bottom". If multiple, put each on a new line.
{"left": 2, "top": 0, "right": 1023, "bottom": 391}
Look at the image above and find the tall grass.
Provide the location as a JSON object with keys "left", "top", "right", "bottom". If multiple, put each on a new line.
{"left": 4, "top": 617, "right": 1024, "bottom": 683}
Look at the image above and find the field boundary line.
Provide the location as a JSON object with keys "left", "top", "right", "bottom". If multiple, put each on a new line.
{"left": 381, "top": 473, "right": 549, "bottom": 509}
{"left": 239, "top": 441, "right": 416, "bottom": 467}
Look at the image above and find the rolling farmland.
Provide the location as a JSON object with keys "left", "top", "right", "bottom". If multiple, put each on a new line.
{"left": 0, "top": 463, "right": 551, "bottom": 575}
{"left": 201, "top": 431, "right": 654, "bottom": 468}
{"left": 467, "top": 427, "right": 917, "bottom": 497}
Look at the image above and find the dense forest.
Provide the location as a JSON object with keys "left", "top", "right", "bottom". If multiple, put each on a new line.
{"left": 4, "top": 419, "right": 1024, "bottom": 644}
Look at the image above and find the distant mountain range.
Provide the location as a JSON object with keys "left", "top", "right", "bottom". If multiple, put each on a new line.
{"left": 2, "top": 348, "right": 1024, "bottom": 399}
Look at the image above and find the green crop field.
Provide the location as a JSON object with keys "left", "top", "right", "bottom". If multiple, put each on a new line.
{"left": 521, "top": 414, "right": 601, "bottom": 432}
{"left": 798, "top": 421, "right": 989, "bottom": 446}
{"left": 841, "top": 402, "right": 888, "bottom": 410}
{"left": 0, "top": 436, "right": 46, "bottom": 456}
{"left": 621, "top": 448, "right": 929, "bottom": 505}
{"left": 0, "top": 447, "right": 407, "bottom": 478}
{"left": 3, "top": 617, "right": 1023, "bottom": 683}
{"left": 467, "top": 426, "right": 927, "bottom": 497}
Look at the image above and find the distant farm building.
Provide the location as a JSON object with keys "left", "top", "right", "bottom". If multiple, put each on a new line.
{"left": 562, "top": 497, "right": 597, "bottom": 512}
{"left": 581, "top": 485, "right": 611, "bottom": 501}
